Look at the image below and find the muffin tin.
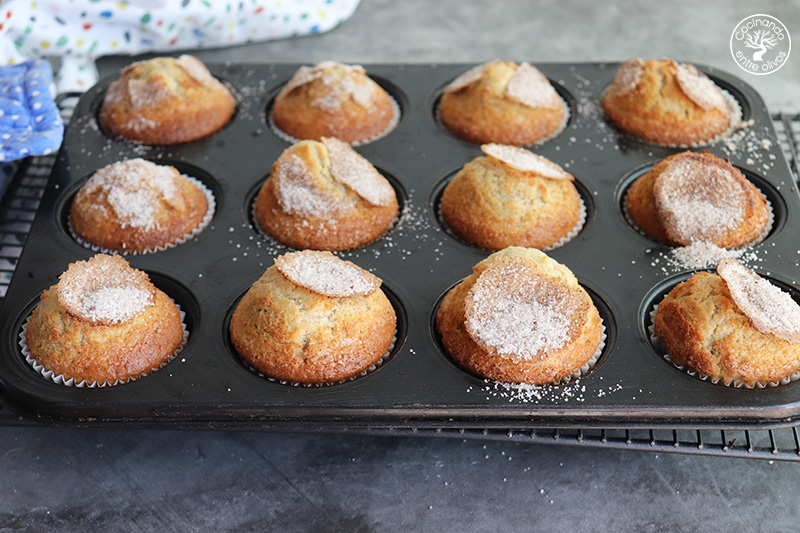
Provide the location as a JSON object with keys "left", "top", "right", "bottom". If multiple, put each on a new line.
{"left": 1, "top": 62, "right": 799, "bottom": 430}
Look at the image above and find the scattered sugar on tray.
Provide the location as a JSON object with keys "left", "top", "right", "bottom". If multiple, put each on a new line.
{"left": 719, "top": 123, "right": 778, "bottom": 174}
{"left": 82, "top": 159, "right": 178, "bottom": 230}
{"left": 718, "top": 259, "right": 800, "bottom": 343}
{"left": 670, "top": 241, "right": 743, "bottom": 269}
{"left": 675, "top": 63, "right": 727, "bottom": 110}
{"left": 323, "top": 137, "right": 394, "bottom": 205}
{"left": 481, "top": 144, "right": 570, "bottom": 179}
{"left": 506, "top": 62, "right": 561, "bottom": 110}
{"left": 481, "top": 379, "right": 623, "bottom": 404}
{"left": 57, "top": 254, "right": 154, "bottom": 324}
{"left": 652, "top": 242, "right": 759, "bottom": 274}
{"left": 275, "top": 250, "right": 380, "bottom": 297}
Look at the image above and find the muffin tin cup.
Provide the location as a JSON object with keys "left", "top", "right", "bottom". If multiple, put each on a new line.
{"left": 18, "top": 304, "right": 189, "bottom": 388}
{"left": 248, "top": 183, "right": 403, "bottom": 252}
{"left": 244, "top": 334, "right": 398, "bottom": 388}
{"left": 433, "top": 90, "right": 572, "bottom": 147}
{"left": 621, "top": 182, "right": 775, "bottom": 266}
{"left": 267, "top": 93, "right": 402, "bottom": 147}
{"left": 2, "top": 62, "right": 800, "bottom": 429}
{"left": 68, "top": 175, "right": 217, "bottom": 256}
{"left": 480, "top": 324, "right": 606, "bottom": 402}
{"left": 436, "top": 192, "right": 587, "bottom": 253}
{"left": 648, "top": 302, "right": 800, "bottom": 389}
{"left": 600, "top": 86, "right": 744, "bottom": 149}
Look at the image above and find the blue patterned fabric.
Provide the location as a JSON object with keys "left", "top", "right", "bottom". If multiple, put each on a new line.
{"left": 0, "top": 59, "right": 63, "bottom": 162}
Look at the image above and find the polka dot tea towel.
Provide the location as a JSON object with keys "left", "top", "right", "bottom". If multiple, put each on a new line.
{"left": 0, "top": 0, "right": 362, "bottom": 92}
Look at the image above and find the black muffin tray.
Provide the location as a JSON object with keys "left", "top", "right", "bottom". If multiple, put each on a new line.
{"left": 2, "top": 62, "right": 799, "bottom": 430}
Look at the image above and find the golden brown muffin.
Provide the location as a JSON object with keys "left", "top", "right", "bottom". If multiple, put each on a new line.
{"left": 654, "top": 259, "right": 800, "bottom": 386}
{"left": 272, "top": 61, "right": 398, "bottom": 144}
{"left": 441, "top": 144, "right": 582, "bottom": 250}
{"left": 71, "top": 158, "right": 210, "bottom": 253}
{"left": 255, "top": 137, "right": 398, "bottom": 251}
{"left": 436, "top": 247, "right": 603, "bottom": 384}
{"left": 24, "top": 254, "right": 184, "bottom": 385}
{"left": 602, "top": 58, "right": 732, "bottom": 146}
{"left": 625, "top": 151, "right": 768, "bottom": 249}
{"left": 438, "top": 60, "right": 567, "bottom": 146}
{"left": 100, "top": 55, "right": 235, "bottom": 145}
{"left": 229, "top": 250, "right": 396, "bottom": 384}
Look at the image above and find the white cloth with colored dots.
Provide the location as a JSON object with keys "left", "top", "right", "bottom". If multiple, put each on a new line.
{"left": 0, "top": 0, "right": 361, "bottom": 93}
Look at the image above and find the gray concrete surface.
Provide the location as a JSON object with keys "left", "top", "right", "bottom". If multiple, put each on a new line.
{"left": 4, "top": 1, "right": 800, "bottom": 531}
{"left": 102, "top": 0, "right": 797, "bottom": 111}
{"left": 2, "top": 428, "right": 800, "bottom": 531}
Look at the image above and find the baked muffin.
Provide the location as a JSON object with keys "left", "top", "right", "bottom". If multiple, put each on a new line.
{"left": 654, "top": 259, "right": 800, "bottom": 386}
{"left": 438, "top": 60, "right": 567, "bottom": 146}
{"left": 71, "top": 158, "right": 211, "bottom": 253}
{"left": 24, "top": 254, "right": 184, "bottom": 385}
{"left": 436, "top": 247, "right": 603, "bottom": 384}
{"left": 229, "top": 250, "right": 396, "bottom": 384}
{"left": 441, "top": 143, "right": 582, "bottom": 250}
{"left": 625, "top": 151, "right": 769, "bottom": 249}
{"left": 100, "top": 55, "right": 235, "bottom": 145}
{"left": 271, "top": 61, "right": 398, "bottom": 144}
{"left": 602, "top": 58, "right": 732, "bottom": 146}
{"left": 255, "top": 136, "right": 398, "bottom": 251}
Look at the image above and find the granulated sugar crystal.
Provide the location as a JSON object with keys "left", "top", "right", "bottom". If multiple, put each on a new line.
{"left": 323, "top": 137, "right": 395, "bottom": 205}
{"left": 653, "top": 154, "right": 747, "bottom": 244}
{"left": 717, "top": 259, "right": 800, "bottom": 344}
{"left": 57, "top": 254, "right": 155, "bottom": 325}
{"left": 506, "top": 62, "right": 561, "bottom": 110}
{"left": 464, "top": 258, "right": 578, "bottom": 359}
{"left": 275, "top": 152, "right": 344, "bottom": 217}
{"left": 481, "top": 143, "right": 570, "bottom": 179}
{"left": 81, "top": 159, "right": 179, "bottom": 230}
{"left": 675, "top": 63, "right": 728, "bottom": 111}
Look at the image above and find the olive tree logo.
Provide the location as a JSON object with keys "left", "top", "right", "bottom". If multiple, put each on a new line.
{"left": 744, "top": 30, "right": 779, "bottom": 61}
{"left": 731, "top": 14, "right": 791, "bottom": 75}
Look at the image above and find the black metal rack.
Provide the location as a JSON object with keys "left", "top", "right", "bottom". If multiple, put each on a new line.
{"left": 2, "top": 96, "right": 800, "bottom": 461}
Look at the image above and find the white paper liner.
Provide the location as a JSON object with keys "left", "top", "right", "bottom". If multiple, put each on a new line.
{"left": 485, "top": 321, "right": 606, "bottom": 388}
{"left": 268, "top": 93, "right": 401, "bottom": 146}
{"left": 245, "top": 332, "right": 398, "bottom": 388}
{"left": 249, "top": 185, "right": 401, "bottom": 251}
{"left": 621, "top": 179, "right": 773, "bottom": 251}
{"left": 69, "top": 175, "right": 216, "bottom": 256}
{"left": 648, "top": 299, "right": 800, "bottom": 389}
{"left": 437, "top": 191, "right": 587, "bottom": 252}
{"left": 434, "top": 88, "right": 570, "bottom": 147}
{"left": 19, "top": 302, "right": 189, "bottom": 388}
{"left": 603, "top": 87, "right": 744, "bottom": 148}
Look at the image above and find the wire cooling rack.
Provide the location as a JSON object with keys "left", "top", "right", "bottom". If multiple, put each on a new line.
{"left": 1, "top": 102, "right": 799, "bottom": 461}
